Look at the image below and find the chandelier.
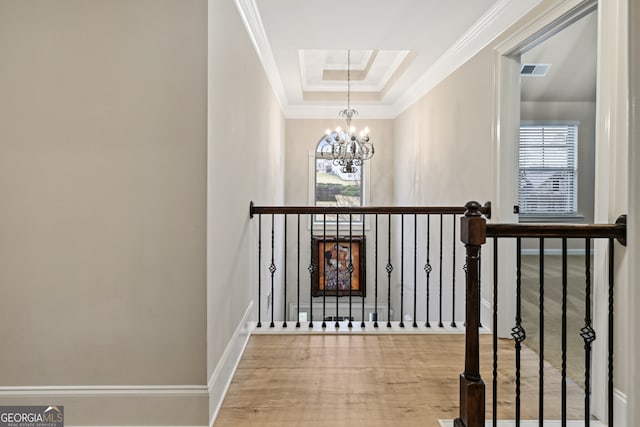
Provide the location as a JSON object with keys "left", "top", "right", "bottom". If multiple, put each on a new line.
{"left": 323, "top": 50, "right": 374, "bottom": 174}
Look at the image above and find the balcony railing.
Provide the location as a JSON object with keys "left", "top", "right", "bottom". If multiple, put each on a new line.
{"left": 249, "top": 202, "right": 490, "bottom": 329}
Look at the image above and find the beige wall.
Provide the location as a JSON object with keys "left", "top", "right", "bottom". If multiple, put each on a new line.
{"left": 393, "top": 50, "right": 495, "bottom": 207}
{"left": 207, "top": 0, "right": 285, "bottom": 416}
{"left": 627, "top": 0, "right": 640, "bottom": 421}
{"left": 0, "top": 0, "right": 208, "bottom": 424}
{"left": 392, "top": 49, "right": 495, "bottom": 324}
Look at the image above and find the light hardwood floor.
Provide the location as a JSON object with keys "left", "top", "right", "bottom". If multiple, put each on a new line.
{"left": 215, "top": 334, "right": 587, "bottom": 426}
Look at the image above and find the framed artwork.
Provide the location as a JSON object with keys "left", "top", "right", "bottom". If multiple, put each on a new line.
{"left": 311, "top": 236, "right": 366, "bottom": 297}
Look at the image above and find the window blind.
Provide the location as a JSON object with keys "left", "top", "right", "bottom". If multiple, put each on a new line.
{"left": 518, "top": 124, "right": 578, "bottom": 215}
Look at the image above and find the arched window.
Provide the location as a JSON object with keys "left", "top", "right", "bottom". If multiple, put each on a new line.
{"left": 314, "top": 133, "right": 363, "bottom": 223}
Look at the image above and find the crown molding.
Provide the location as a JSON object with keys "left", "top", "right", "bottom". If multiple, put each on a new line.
{"left": 389, "top": 0, "right": 543, "bottom": 117}
{"left": 234, "top": 0, "right": 288, "bottom": 111}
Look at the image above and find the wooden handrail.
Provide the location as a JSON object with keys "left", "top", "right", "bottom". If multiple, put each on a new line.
{"left": 486, "top": 215, "right": 626, "bottom": 245}
{"left": 249, "top": 201, "right": 492, "bottom": 218}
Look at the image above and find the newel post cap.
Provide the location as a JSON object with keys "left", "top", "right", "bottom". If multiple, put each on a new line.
{"left": 461, "top": 201, "right": 486, "bottom": 246}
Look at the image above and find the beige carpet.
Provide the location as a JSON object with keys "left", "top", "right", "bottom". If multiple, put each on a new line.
{"left": 521, "top": 254, "right": 593, "bottom": 388}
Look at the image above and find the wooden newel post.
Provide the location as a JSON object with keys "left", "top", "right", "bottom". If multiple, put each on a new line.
{"left": 454, "top": 201, "right": 486, "bottom": 427}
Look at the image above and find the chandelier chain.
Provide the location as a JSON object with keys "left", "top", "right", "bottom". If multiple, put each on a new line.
{"left": 347, "top": 49, "right": 351, "bottom": 112}
{"left": 321, "top": 49, "right": 374, "bottom": 174}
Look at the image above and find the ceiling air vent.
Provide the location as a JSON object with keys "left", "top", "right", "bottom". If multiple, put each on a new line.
{"left": 520, "top": 63, "right": 550, "bottom": 76}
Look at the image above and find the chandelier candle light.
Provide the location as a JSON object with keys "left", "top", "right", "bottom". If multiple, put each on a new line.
{"left": 323, "top": 50, "right": 374, "bottom": 174}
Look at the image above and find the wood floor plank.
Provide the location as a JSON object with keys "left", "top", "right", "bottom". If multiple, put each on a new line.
{"left": 215, "top": 334, "right": 587, "bottom": 426}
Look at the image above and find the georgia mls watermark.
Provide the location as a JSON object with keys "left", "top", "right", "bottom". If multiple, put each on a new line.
{"left": 0, "top": 406, "right": 63, "bottom": 427}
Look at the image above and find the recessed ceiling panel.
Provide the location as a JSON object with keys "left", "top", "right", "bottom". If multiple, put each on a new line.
{"left": 299, "top": 49, "right": 410, "bottom": 92}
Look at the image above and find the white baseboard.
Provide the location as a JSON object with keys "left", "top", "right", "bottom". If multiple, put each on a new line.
{"left": 614, "top": 388, "right": 627, "bottom": 427}
{"left": 207, "top": 300, "right": 253, "bottom": 427}
{"left": 439, "top": 421, "right": 605, "bottom": 427}
{"left": 0, "top": 385, "right": 209, "bottom": 426}
{"left": 0, "top": 385, "right": 207, "bottom": 397}
{"left": 521, "top": 249, "right": 593, "bottom": 256}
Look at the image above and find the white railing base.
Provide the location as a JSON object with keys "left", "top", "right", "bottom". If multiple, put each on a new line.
{"left": 250, "top": 321, "right": 491, "bottom": 335}
{"left": 439, "top": 421, "right": 605, "bottom": 427}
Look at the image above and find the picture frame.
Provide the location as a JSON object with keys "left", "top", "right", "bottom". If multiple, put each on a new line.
{"left": 311, "top": 236, "right": 366, "bottom": 297}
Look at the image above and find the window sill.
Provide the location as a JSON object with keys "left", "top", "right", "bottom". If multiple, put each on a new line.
{"left": 518, "top": 214, "right": 585, "bottom": 223}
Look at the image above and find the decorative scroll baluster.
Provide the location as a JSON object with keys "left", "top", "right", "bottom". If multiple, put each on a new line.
{"left": 439, "top": 213, "right": 444, "bottom": 328}
{"left": 511, "top": 237, "right": 525, "bottom": 427}
{"left": 608, "top": 238, "right": 615, "bottom": 427}
{"left": 322, "top": 216, "right": 327, "bottom": 329}
{"left": 386, "top": 214, "right": 393, "bottom": 328}
{"left": 425, "top": 215, "right": 432, "bottom": 327}
{"left": 361, "top": 214, "right": 366, "bottom": 328}
{"left": 400, "top": 215, "right": 405, "bottom": 328}
{"left": 561, "top": 238, "right": 567, "bottom": 425}
{"left": 308, "top": 214, "right": 314, "bottom": 328}
{"left": 538, "top": 238, "right": 544, "bottom": 424}
{"left": 492, "top": 238, "right": 498, "bottom": 427}
{"left": 283, "top": 215, "right": 288, "bottom": 328}
{"left": 374, "top": 214, "right": 379, "bottom": 328}
{"left": 257, "top": 214, "right": 262, "bottom": 328}
{"left": 348, "top": 214, "right": 353, "bottom": 328}
{"left": 580, "top": 238, "right": 595, "bottom": 426}
{"left": 335, "top": 218, "right": 340, "bottom": 328}
{"left": 413, "top": 214, "right": 418, "bottom": 328}
{"left": 451, "top": 214, "right": 457, "bottom": 327}
{"left": 269, "top": 214, "right": 276, "bottom": 328}
{"left": 296, "top": 214, "right": 301, "bottom": 328}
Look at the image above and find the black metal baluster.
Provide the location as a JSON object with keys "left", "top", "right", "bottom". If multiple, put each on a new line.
{"left": 269, "top": 214, "right": 276, "bottom": 328}
{"left": 361, "top": 214, "right": 366, "bottom": 328}
{"left": 296, "top": 214, "right": 301, "bottom": 328}
{"left": 322, "top": 215, "right": 327, "bottom": 329}
{"left": 374, "top": 214, "right": 379, "bottom": 328}
{"left": 400, "top": 215, "right": 405, "bottom": 328}
{"left": 439, "top": 213, "right": 444, "bottom": 328}
{"left": 538, "top": 238, "right": 544, "bottom": 425}
{"left": 511, "top": 237, "right": 525, "bottom": 427}
{"left": 608, "top": 238, "right": 615, "bottom": 427}
{"left": 561, "top": 238, "right": 567, "bottom": 426}
{"left": 348, "top": 214, "right": 353, "bottom": 328}
{"left": 580, "top": 238, "right": 595, "bottom": 426}
{"left": 257, "top": 215, "right": 262, "bottom": 328}
{"left": 336, "top": 218, "right": 340, "bottom": 328}
{"left": 386, "top": 214, "right": 393, "bottom": 328}
{"left": 283, "top": 215, "right": 288, "bottom": 328}
{"left": 451, "top": 214, "right": 457, "bottom": 327}
{"left": 308, "top": 214, "right": 314, "bottom": 328}
{"left": 413, "top": 214, "right": 418, "bottom": 328}
{"left": 425, "top": 215, "right": 432, "bottom": 327}
{"left": 493, "top": 237, "right": 498, "bottom": 427}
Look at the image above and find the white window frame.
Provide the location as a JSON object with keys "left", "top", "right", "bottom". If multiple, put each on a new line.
{"left": 518, "top": 121, "right": 581, "bottom": 222}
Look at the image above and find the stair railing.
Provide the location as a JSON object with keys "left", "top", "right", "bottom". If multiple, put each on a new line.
{"left": 456, "top": 201, "right": 626, "bottom": 427}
